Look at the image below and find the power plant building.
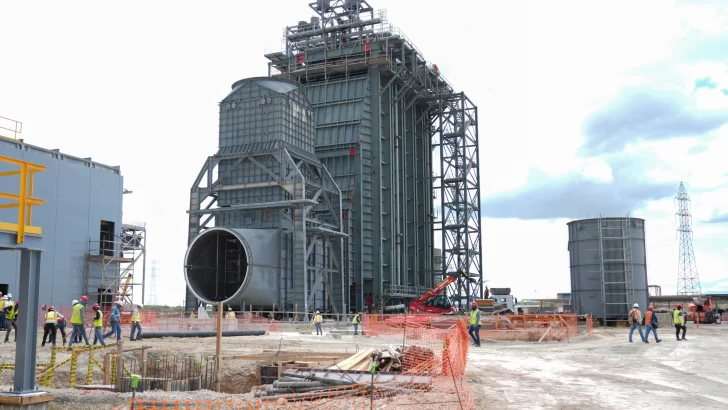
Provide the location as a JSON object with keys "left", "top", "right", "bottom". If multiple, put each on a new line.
{"left": 0, "top": 136, "right": 145, "bottom": 309}
{"left": 567, "top": 217, "right": 649, "bottom": 324}
{"left": 185, "top": 0, "right": 482, "bottom": 314}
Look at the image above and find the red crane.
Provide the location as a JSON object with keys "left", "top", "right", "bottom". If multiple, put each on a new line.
{"left": 409, "top": 268, "right": 473, "bottom": 314}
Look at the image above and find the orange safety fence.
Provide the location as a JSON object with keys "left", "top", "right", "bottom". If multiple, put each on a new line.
{"left": 114, "top": 314, "right": 475, "bottom": 410}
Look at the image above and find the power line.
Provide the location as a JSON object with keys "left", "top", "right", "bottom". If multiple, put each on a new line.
{"left": 676, "top": 182, "right": 701, "bottom": 295}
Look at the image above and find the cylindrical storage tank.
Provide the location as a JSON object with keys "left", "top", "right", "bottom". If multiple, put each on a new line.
{"left": 567, "top": 218, "right": 648, "bottom": 321}
{"left": 184, "top": 227, "right": 280, "bottom": 307}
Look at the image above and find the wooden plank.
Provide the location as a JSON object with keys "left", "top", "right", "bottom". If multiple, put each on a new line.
{"left": 103, "top": 354, "right": 110, "bottom": 385}
{"left": 261, "top": 350, "right": 351, "bottom": 357}
{"left": 223, "top": 354, "right": 347, "bottom": 361}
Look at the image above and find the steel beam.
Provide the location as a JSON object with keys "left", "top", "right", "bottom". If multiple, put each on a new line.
{"left": 15, "top": 249, "right": 42, "bottom": 393}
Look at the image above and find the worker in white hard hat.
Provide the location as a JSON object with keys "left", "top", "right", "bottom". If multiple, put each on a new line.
{"left": 103, "top": 300, "right": 123, "bottom": 342}
{"left": 0, "top": 295, "right": 7, "bottom": 330}
{"left": 628, "top": 303, "right": 646, "bottom": 343}
{"left": 226, "top": 307, "right": 236, "bottom": 319}
{"left": 312, "top": 311, "right": 323, "bottom": 335}
{"left": 130, "top": 303, "right": 143, "bottom": 341}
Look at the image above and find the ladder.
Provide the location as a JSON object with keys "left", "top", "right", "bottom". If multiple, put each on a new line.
{"left": 599, "top": 217, "right": 633, "bottom": 325}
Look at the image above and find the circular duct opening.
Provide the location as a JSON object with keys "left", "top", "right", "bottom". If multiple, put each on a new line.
{"left": 184, "top": 228, "right": 250, "bottom": 303}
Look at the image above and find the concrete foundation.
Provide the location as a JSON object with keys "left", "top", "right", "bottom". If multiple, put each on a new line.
{"left": 0, "top": 392, "right": 53, "bottom": 410}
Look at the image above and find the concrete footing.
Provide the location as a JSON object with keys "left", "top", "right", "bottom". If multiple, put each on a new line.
{"left": 0, "top": 392, "right": 53, "bottom": 410}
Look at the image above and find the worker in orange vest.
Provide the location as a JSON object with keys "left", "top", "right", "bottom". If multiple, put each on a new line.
{"left": 628, "top": 303, "right": 646, "bottom": 343}
{"left": 644, "top": 305, "right": 662, "bottom": 343}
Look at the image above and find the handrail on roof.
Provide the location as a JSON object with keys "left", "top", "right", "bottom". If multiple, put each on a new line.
{"left": 0, "top": 155, "right": 46, "bottom": 244}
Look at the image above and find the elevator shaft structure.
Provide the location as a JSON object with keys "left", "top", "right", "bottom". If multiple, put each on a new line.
{"left": 265, "top": 0, "right": 482, "bottom": 309}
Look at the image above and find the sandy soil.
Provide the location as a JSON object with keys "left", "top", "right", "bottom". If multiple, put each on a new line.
{"left": 467, "top": 324, "right": 728, "bottom": 409}
{"left": 4, "top": 323, "right": 726, "bottom": 409}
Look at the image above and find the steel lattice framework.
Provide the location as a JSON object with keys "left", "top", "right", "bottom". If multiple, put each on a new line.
{"left": 431, "top": 93, "right": 482, "bottom": 304}
{"left": 675, "top": 181, "right": 701, "bottom": 295}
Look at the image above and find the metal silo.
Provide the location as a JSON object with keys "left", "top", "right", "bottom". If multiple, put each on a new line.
{"left": 567, "top": 217, "right": 649, "bottom": 324}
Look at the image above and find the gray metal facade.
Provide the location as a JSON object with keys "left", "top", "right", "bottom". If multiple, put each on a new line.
{"left": 186, "top": 0, "right": 482, "bottom": 314}
{"left": 567, "top": 217, "right": 649, "bottom": 322}
{"left": 266, "top": 0, "right": 482, "bottom": 310}
{"left": 0, "top": 138, "right": 123, "bottom": 308}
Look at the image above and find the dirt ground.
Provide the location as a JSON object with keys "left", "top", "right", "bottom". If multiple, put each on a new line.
{"left": 467, "top": 323, "right": 728, "bottom": 409}
{"left": 1, "top": 323, "right": 726, "bottom": 409}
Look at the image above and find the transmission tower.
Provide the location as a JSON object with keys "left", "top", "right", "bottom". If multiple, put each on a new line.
{"left": 675, "top": 182, "right": 701, "bottom": 295}
{"left": 148, "top": 260, "right": 158, "bottom": 305}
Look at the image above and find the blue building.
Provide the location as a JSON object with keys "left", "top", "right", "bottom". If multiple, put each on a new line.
{"left": 0, "top": 137, "right": 139, "bottom": 310}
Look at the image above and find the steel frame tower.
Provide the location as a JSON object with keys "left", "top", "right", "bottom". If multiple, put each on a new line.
{"left": 264, "top": 0, "right": 482, "bottom": 309}
{"left": 675, "top": 182, "right": 701, "bottom": 295}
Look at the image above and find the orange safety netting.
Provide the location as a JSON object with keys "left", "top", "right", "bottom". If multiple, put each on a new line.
{"left": 114, "top": 315, "right": 475, "bottom": 410}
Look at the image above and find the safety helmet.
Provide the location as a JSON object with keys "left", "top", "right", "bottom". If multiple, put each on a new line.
{"left": 316, "top": 310, "right": 320, "bottom": 314}
{"left": 137, "top": 303, "right": 144, "bottom": 308}
{"left": 648, "top": 305, "right": 654, "bottom": 310}
{"left": 471, "top": 301, "right": 478, "bottom": 307}
{"left": 633, "top": 303, "right": 639, "bottom": 308}
{"left": 72, "top": 299, "right": 78, "bottom": 305}
{"left": 80, "top": 296, "right": 88, "bottom": 303}
{"left": 14, "top": 302, "right": 19, "bottom": 306}
{"left": 1, "top": 296, "right": 6, "bottom": 300}
{"left": 6, "top": 294, "right": 11, "bottom": 299}
{"left": 48, "top": 306, "right": 55, "bottom": 311}
{"left": 676, "top": 304, "right": 682, "bottom": 309}
{"left": 93, "top": 303, "right": 100, "bottom": 309}
{"left": 228, "top": 307, "right": 232, "bottom": 311}
{"left": 116, "top": 300, "right": 124, "bottom": 306}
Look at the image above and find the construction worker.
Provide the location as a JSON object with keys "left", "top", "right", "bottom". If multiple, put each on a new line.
{"left": 352, "top": 311, "right": 362, "bottom": 335}
{"left": 628, "top": 303, "right": 647, "bottom": 343}
{"left": 103, "top": 301, "right": 123, "bottom": 342}
{"left": 226, "top": 308, "right": 236, "bottom": 319}
{"left": 3, "top": 301, "right": 18, "bottom": 343}
{"left": 469, "top": 301, "right": 481, "bottom": 347}
{"left": 130, "top": 303, "right": 143, "bottom": 341}
{"left": 644, "top": 305, "right": 662, "bottom": 343}
{"left": 42, "top": 305, "right": 58, "bottom": 347}
{"left": 674, "top": 303, "right": 687, "bottom": 341}
{"left": 313, "top": 311, "right": 323, "bottom": 335}
{"left": 70, "top": 300, "right": 81, "bottom": 343}
{"left": 0, "top": 293, "right": 5, "bottom": 330}
{"left": 69, "top": 296, "right": 90, "bottom": 346}
{"left": 91, "top": 304, "right": 106, "bottom": 346}
{"left": 191, "top": 310, "right": 197, "bottom": 319}
{"left": 56, "top": 313, "right": 68, "bottom": 346}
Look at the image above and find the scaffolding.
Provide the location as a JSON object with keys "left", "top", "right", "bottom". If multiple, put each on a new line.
{"left": 84, "top": 222, "right": 146, "bottom": 307}
{"left": 597, "top": 216, "right": 634, "bottom": 325}
{"left": 264, "top": 0, "right": 482, "bottom": 310}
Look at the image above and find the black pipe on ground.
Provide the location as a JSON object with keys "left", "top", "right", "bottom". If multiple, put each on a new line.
{"left": 140, "top": 330, "right": 265, "bottom": 339}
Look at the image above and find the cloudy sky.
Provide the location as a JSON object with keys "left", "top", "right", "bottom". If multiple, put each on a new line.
{"left": 1, "top": 0, "right": 726, "bottom": 305}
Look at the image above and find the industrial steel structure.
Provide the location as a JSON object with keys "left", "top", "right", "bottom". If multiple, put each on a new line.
{"left": 567, "top": 217, "right": 649, "bottom": 324}
{"left": 185, "top": 0, "right": 482, "bottom": 314}
{"left": 675, "top": 182, "right": 701, "bottom": 295}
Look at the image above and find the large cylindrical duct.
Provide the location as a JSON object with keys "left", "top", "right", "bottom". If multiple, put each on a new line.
{"left": 184, "top": 227, "right": 280, "bottom": 307}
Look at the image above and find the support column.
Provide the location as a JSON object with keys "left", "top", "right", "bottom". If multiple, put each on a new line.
{"left": 15, "top": 249, "right": 42, "bottom": 392}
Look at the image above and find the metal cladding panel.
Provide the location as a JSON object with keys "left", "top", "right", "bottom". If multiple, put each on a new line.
{"left": 220, "top": 77, "right": 315, "bottom": 154}
{"left": 567, "top": 218, "right": 649, "bottom": 318}
{"left": 0, "top": 140, "right": 123, "bottom": 307}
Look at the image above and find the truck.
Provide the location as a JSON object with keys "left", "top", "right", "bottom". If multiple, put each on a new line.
{"left": 475, "top": 288, "right": 519, "bottom": 315}
{"left": 686, "top": 296, "right": 722, "bottom": 324}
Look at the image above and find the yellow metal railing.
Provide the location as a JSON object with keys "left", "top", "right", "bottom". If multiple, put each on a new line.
{"left": 0, "top": 155, "right": 46, "bottom": 243}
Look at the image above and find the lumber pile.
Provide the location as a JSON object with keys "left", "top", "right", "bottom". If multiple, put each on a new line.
{"left": 327, "top": 345, "right": 403, "bottom": 372}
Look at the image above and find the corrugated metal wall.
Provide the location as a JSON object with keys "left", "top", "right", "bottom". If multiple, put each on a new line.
{"left": 0, "top": 139, "right": 123, "bottom": 307}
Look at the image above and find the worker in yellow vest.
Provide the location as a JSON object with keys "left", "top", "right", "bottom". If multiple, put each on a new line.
{"left": 0, "top": 294, "right": 6, "bottom": 330}
{"left": 91, "top": 303, "right": 106, "bottom": 346}
{"left": 130, "top": 304, "right": 143, "bottom": 341}
{"left": 42, "top": 306, "right": 59, "bottom": 347}
{"left": 191, "top": 311, "right": 197, "bottom": 319}
{"left": 3, "top": 301, "right": 19, "bottom": 343}
{"left": 352, "top": 312, "right": 362, "bottom": 335}
{"left": 469, "top": 301, "right": 481, "bottom": 347}
{"left": 674, "top": 304, "right": 687, "bottom": 341}
{"left": 69, "top": 296, "right": 90, "bottom": 347}
{"left": 226, "top": 308, "right": 236, "bottom": 319}
{"left": 313, "top": 311, "right": 323, "bottom": 335}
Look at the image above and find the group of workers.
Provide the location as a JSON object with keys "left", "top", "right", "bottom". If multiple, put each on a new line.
{"left": 39, "top": 297, "right": 145, "bottom": 347}
{"left": 627, "top": 303, "right": 689, "bottom": 343}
